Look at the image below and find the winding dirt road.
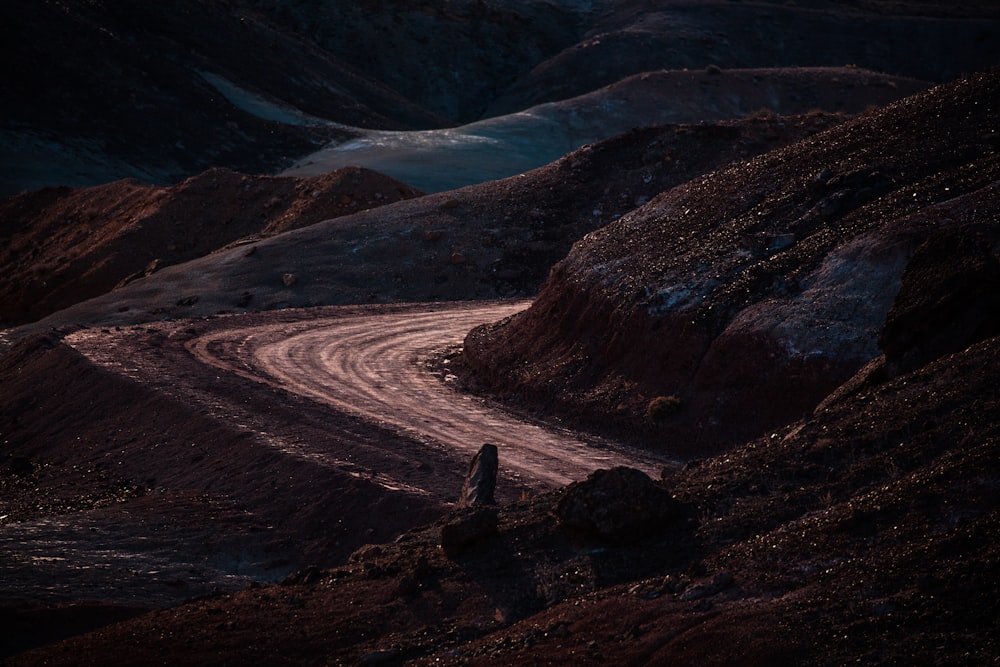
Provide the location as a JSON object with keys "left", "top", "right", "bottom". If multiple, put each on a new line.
{"left": 21, "top": 300, "right": 671, "bottom": 608}
{"left": 187, "top": 301, "right": 669, "bottom": 488}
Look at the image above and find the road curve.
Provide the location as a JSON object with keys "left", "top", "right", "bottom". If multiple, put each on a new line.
{"left": 190, "top": 301, "right": 668, "bottom": 488}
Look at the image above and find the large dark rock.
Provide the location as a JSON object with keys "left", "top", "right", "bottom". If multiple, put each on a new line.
{"left": 554, "top": 467, "right": 681, "bottom": 543}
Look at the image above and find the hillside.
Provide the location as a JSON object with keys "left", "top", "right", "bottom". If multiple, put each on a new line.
{"left": 2, "top": 2, "right": 999, "bottom": 664}
{"left": 0, "top": 168, "right": 422, "bottom": 326}
{"left": 463, "top": 71, "right": 1000, "bottom": 458}
{"left": 5, "top": 111, "right": 850, "bottom": 338}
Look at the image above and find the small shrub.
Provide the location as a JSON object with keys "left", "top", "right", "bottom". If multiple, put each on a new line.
{"left": 647, "top": 395, "right": 682, "bottom": 421}
{"left": 705, "top": 64, "right": 723, "bottom": 75}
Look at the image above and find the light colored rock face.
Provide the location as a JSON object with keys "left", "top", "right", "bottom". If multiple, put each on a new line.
{"left": 722, "top": 230, "right": 914, "bottom": 364}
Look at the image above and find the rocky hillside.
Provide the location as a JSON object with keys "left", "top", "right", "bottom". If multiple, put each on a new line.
{"left": 463, "top": 71, "right": 1000, "bottom": 458}
{"left": 0, "top": 167, "right": 421, "bottom": 326}
{"left": 5, "top": 112, "right": 850, "bottom": 338}
{"left": 10, "top": 281, "right": 999, "bottom": 665}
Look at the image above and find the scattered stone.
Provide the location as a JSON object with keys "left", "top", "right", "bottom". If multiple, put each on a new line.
{"left": 546, "top": 620, "right": 571, "bottom": 638}
{"left": 281, "top": 565, "right": 324, "bottom": 586}
{"left": 5, "top": 455, "right": 34, "bottom": 476}
{"left": 411, "top": 555, "right": 434, "bottom": 580}
{"left": 679, "top": 571, "right": 734, "bottom": 601}
{"left": 554, "top": 467, "right": 681, "bottom": 542}
{"left": 646, "top": 395, "right": 682, "bottom": 421}
{"left": 393, "top": 575, "right": 420, "bottom": 598}
{"left": 359, "top": 649, "right": 400, "bottom": 666}
{"left": 459, "top": 443, "right": 498, "bottom": 508}
{"left": 282, "top": 273, "right": 298, "bottom": 287}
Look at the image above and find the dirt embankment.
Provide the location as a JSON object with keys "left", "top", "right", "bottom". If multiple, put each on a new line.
{"left": 463, "top": 71, "right": 1000, "bottom": 458}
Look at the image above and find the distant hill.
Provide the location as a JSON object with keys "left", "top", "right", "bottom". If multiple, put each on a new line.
{"left": 3, "top": 0, "right": 997, "bottom": 195}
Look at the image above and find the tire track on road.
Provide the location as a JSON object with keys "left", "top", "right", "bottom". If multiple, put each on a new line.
{"left": 191, "top": 301, "right": 669, "bottom": 488}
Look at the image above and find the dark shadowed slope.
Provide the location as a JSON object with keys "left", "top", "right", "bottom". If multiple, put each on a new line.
{"left": 6, "top": 0, "right": 998, "bottom": 196}
{"left": 489, "top": 0, "right": 1000, "bottom": 114}
{"left": 464, "top": 71, "right": 1000, "bottom": 458}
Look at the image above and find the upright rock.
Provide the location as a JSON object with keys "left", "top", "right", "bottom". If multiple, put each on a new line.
{"left": 459, "top": 443, "right": 498, "bottom": 508}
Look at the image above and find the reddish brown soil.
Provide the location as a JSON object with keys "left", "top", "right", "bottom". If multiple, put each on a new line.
{"left": 2, "top": 4, "right": 998, "bottom": 664}
{"left": 5, "top": 328, "right": 997, "bottom": 665}
{"left": 0, "top": 167, "right": 421, "bottom": 326}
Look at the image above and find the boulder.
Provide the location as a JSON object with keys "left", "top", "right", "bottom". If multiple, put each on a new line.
{"left": 554, "top": 467, "right": 681, "bottom": 543}
{"left": 440, "top": 507, "right": 499, "bottom": 558}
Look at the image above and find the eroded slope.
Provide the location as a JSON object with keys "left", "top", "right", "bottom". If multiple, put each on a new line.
{"left": 464, "top": 71, "right": 1000, "bottom": 457}
{"left": 0, "top": 167, "right": 422, "bottom": 326}
{"left": 5, "top": 112, "right": 849, "bottom": 340}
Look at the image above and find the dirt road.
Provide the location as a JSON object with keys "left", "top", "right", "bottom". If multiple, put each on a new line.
{"left": 1, "top": 300, "right": 668, "bottom": 614}
{"left": 186, "top": 300, "right": 668, "bottom": 488}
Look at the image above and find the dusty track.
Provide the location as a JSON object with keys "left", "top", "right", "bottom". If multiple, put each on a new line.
{"left": 1, "top": 300, "right": 671, "bottom": 622}
{"left": 187, "top": 301, "right": 668, "bottom": 488}
{"left": 65, "top": 301, "right": 668, "bottom": 498}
